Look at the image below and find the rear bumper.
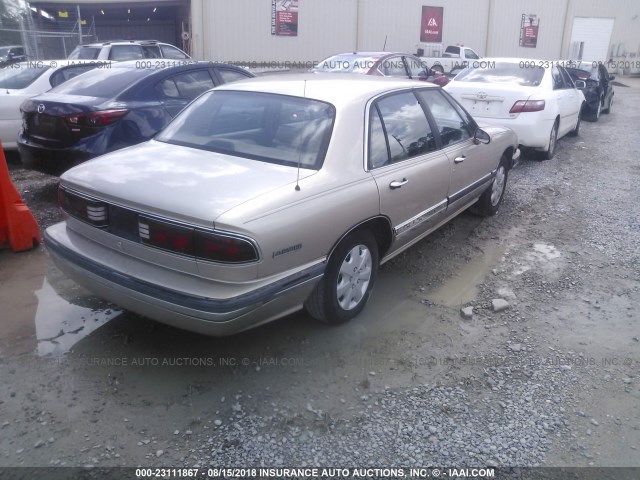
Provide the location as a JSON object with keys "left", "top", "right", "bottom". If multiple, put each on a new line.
{"left": 44, "top": 223, "right": 325, "bottom": 336}
{"left": 18, "top": 138, "right": 94, "bottom": 175}
{"left": 474, "top": 116, "right": 554, "bottom": 149}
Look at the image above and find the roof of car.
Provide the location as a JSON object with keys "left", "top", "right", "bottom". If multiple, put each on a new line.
{"left": 215, "top": 73, "right": 438, "bottom": 106}
{"left": 13, "top": 59, "right": 114, "bottom": 68}
{"left": 77, "top": 40, "right": 166, "bottom": 47}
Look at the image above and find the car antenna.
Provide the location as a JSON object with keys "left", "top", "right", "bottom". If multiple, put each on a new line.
{"left": 382, "top": 35, "right": 388, "bottom": 51}
{"left": 295, "top": 80, "right": 307, "bottom": 192}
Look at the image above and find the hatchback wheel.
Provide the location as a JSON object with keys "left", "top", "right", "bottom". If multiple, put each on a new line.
{"left": 304, "top": 230, "right": 379, "bottom": 324}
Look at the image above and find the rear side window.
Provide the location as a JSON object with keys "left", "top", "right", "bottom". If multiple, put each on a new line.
{"left": 142, "top": 45, "right": 162, "bottom": 59}
{"left": 456, "top": 63, "right": 544, "bottom": 87}
{"left": 551, "top": 66, "right": 565, "bottom": 90}
{"left": 49, "top": 65, "right": 98, "bottom": 87}
{"left": 370, "top": 91, "right": 435, "bottom": 167}
{"left": 68, "top": 46, "right": 100, "bottom": 60}
{"left": 160, "top": 45, "right": 189, "bottom": 59}
{"left": 172, "top": 70, "right": 215, "bottom": 99}
{"left": 109, "top": 45, "right": 144, "bottom": 61}
{"left": 0, "top": 64, "right": 50, "bottom": 89}
{"left": 50, "top": 67, "right": 151, "bottom": 97}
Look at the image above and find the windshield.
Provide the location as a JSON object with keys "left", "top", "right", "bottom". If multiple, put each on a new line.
{"left": 68, "top": 46, "right": 100, "bottom": 60}
{"left": 0, "top": 47, "right": 10, "bottom": 57}
{"left": 313, "top": 54, "right": 379, "bottom": 74}
{"left": 156, "top": 90, "right": 335, "bottom": 170}
{"left": 0, "top": 63, "right": 50, "bottom": 89}
{"left": 455, "top": 63, "right": 544, "bottom": 87}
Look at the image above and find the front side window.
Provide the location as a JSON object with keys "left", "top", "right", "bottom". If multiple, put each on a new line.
{"left": 381, "top": 56, "right": 408, "bottom": 77}
{"left": 551, "top": 66, "right": 565, "bottom": 90}
{"left": 417, "top": 90, "right": 471, "bottom": 147}
{"left": 156, "top": 91, "right": 335, "bottom": 169}
{"left": 369, "top": 91, "right": 435, "bottom": 167}
{"left": 464, "top": 49, "right": 479, "bottom": 60}
{"left": 216, "top": 68, "right": 252, "bottom": 84}
{"left": 142, "top": 45, "right": 162, "bottom": 59}
{"left": 49, "top": 65, "right": 97, "bottom": 87}
{"left": 68, "top": 46, "right": 100, "bottom": 60}
{"left": 405, "top": 57, "right": 426, "bottom": 78}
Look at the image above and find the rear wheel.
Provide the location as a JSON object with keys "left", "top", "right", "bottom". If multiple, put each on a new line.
{"left": 540, "top": 119, "right": 558, "bottom": 160}
{"left": 304, "top": 230, "right": 379, "bottom": 325}
{"left": 474, "top": 155, "right": 508, "bottom": 216}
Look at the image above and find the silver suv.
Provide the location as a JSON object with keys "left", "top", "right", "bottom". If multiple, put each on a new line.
{"left": 68, "top": 40, "right": 190, "bottom": 61}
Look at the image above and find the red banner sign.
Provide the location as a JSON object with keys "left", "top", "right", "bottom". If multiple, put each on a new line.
{"left": 272, "top": 0, "right": 299, "bottom": 36}
{"left": 420, "top": 6, "right": 443, "bottom": 43}
{"left": 519, "top": 14, "right": 539, "bottom": 48}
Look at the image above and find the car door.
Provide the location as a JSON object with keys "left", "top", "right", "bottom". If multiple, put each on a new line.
{"left": 417, "top": 89, "right": 494, "bottom": 211}
{"left": 598, "top": 64, "right": 613, "bottom": 106}
{"left": 156, "top": 69, "right": 215, "bottom": 117}
{"left": 368, "top": 90, "right": 450, "bottom": 249}
{"left": 559, "top": 66, "right": 581, "bottom": 132}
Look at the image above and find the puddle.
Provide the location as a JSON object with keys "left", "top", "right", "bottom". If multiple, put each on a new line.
{"left": 427, "top": 245, "right": 505, "bottom": 307}
{"left": 513, "top": 243, "right": 562, "bottom": 275}
{"left": 0, "top": 248, "right": 120, "bottom": 357}
{"left": 35, "top": 277, "right": 121, "bottom": 356}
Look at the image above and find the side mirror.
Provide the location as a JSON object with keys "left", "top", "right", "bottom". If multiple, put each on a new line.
{"left": 474, "top": 128, "right": 491, "bottom": 145}
{"left": 609, "top": 74, "right": 615, "bottom": 81}
{"left": 574, "top": 80, "right": 586, "bottom": 89}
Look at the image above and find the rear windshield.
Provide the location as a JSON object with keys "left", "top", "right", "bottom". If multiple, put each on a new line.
{"left": 455, "top": 63, "right": 544, "bottom": 87}
{"left": 50, "top": 67, "right": 151, "bottom": 98}
{"left": 313, "top": 54, "right": 378, "bottom": 74}
{"left": 0, "top": 63, "right": 50, "bottom": 89}
{"left": 156, "top": 90, "right": 335, "bottom": 170}
{"left": 68, "top": 46, "right": 100, "bottom": 60}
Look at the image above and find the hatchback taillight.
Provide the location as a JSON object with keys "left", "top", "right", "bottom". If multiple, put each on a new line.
{"left": 63, "top": 109, "right": 129, "bottom": 127}
{"left": 58, "top": 187, "right": 109, "bottom": 227}
{"left": 509, "top": 100, "right": 545, "bottom": 114}
{"left": 139, "top": 216, "right": 258, "bottom": 263}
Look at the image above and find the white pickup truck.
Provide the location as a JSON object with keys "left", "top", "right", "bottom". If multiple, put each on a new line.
{"left": 419, "top": 45, "right": 482, "bottom": 75}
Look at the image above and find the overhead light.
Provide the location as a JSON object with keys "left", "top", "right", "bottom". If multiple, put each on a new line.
{"left": 147, "top": 17, "right": 150, "bottom": 22}
{"left": 100, "top": 9, "right": 104, "bottom": 15}
{"left": 128, "top": 9, "right": 131, "bottom": 14}
{"left": 153, "top": 7, "right": 157, "bottom": 13}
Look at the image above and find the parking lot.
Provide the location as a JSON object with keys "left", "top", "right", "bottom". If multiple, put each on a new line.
{"left": 1, "top": 75, "right": 639, "bottom": 470}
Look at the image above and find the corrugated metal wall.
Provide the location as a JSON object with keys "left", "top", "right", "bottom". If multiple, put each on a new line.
{"left": 190, "top": 0, "right": 640, "bottom": 64}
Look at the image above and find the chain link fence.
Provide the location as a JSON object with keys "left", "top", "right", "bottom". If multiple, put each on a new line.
{"left": 1, "top": 1, "right": 97, "bottom": 60}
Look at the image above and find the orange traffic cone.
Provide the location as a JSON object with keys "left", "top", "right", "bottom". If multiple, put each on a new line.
{"left": 0, "top": 142, "right": 42, "bottom": 252}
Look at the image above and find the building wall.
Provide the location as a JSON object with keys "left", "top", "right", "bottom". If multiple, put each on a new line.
{"left": 190, "top": 0, "right": 640, "bottom": 64}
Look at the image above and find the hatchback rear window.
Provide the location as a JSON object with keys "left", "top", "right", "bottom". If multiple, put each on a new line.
{"left": 0, "top": 63, "right": 50, "bottom": 89}
{"left": 455, "top": 63, "right": 544, "bottom": 87}
{"left": 156, "top": 90, "right": 335, "bottom": 169}
{"left": 68, "top": 46, "right": 100, "bottom": 60}
{"left": 50, "top": 67, "right": 151, "bottom": 97}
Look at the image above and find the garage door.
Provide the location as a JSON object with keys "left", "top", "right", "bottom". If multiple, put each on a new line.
{"left": 570, "top": 17, "right": 615, "bottom": 62}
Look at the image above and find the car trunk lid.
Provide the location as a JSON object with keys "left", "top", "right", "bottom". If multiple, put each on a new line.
{"left": 447, "top": 82, "right": 541, "bottom": 119}
{"left": 60, "top": 140, "right": 317, "bottom": 227}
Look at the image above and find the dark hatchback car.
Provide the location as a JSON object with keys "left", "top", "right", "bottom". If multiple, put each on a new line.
{"left": 566, "top": 61, "right": 614, "bottom": 121}
{"left": 313, "top": 52, "right": 450, "bottom": 87}
{"left": 18, "top": 61, "right": 255, "bottom": 174}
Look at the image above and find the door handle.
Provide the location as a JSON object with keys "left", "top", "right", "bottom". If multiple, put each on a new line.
{"left": 454, "top": 156, "right": 466, "bottom": 164}
{"left": 389, "top": 178, "right": 408, "bottom": 189}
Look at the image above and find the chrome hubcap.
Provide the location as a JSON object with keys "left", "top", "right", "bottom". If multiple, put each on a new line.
{"left": 336, "top": 244, "right": 372, "bottom": 310}
{"left": 491, "top": 166, "right": 505, "bottom": 206}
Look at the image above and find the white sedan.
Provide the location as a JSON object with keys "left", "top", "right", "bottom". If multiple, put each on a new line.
{"left": 0, "top": 60, "right": 111, "bottom": 150}
{"left": 445, "top": 58, "right": 586, "bottom": 159}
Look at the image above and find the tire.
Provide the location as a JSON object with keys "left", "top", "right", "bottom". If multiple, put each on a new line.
{"left": 304, "top": 230, "right": 379, "bottom": 325}
{"left": 569, "top": 106, "right": 582, "bottom": 137}
{"left": 587, "top": 96, "right": 602, "bottom": 121}
{"left": 474, "top": 155, "right": 509, "bottom": 216}
{"left": 603, "top": 94, "right": 613, "bottom": 114}
{"left": 540, "top": 119, "right": 558, "bottom": 160}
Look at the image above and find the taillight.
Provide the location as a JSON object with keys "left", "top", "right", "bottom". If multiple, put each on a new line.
{"left": 63, "top": 109, "right": 128, "bottom": 127}
{"left": 194, "top": 231, "right": 258, "bottom": 263}
{"left": 58, "top": 186, "right": 109, "bottom": 227}
{"left": 139, "top": 217, "right": 258, "bottom": 263}
{"left": 509, "top": 100, "right": 545, "bottom": 114}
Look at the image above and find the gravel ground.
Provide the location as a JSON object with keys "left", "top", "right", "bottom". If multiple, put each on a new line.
{"left": 0, "top": 78, "right": 638, "bottom": 474}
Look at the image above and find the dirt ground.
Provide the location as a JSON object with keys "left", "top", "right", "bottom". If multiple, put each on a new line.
{"left": 0, "top": 78, "right": 638, "bottom": 474}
